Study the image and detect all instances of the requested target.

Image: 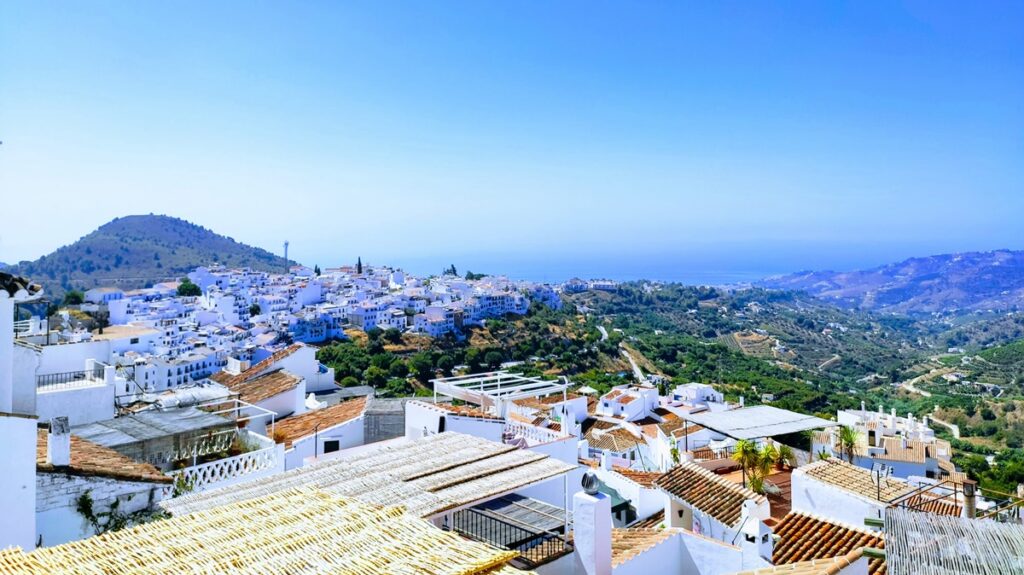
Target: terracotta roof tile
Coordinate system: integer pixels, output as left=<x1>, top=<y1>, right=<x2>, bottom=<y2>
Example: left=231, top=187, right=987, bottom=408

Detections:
left=631, top=510, right=665, bottom=528
left=274, top=397, right=368, bottom=448
left=223, top=369, right=301, bottom=405
left=211, top=343, right=305, bottom=387
left=800, top=460, right=912, bottom=502
left=772, top=512, right=884, bottom=575
left=654, top=462, right=766, bottom=527
left=611, top=528, right=675, bottom=567
left=37, top=430, right=171, bottom=484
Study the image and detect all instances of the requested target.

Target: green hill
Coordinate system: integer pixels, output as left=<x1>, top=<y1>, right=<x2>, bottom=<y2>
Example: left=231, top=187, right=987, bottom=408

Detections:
left=10, top=215, right=293, bottom=297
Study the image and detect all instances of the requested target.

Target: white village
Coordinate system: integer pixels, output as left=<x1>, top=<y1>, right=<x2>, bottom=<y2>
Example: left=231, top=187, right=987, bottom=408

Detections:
left=1, top=265, right=1022, bottom=575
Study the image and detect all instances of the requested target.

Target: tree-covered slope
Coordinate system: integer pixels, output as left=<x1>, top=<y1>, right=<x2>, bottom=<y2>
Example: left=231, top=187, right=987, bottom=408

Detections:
left=11, top=215, right=292, bottom=296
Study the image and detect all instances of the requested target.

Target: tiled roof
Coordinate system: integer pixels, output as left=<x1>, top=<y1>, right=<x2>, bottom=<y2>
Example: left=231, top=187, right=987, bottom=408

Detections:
left=872, top=438, right=926, bottom=464
left=654, top=462, right=766, bottom=527
left=631, top=510, right=665, bottom=528
left=210, top=343, right=305, bottom=387
left=224, top=369, right=302, bottom=405
left=414, top=400, right=502, bottom=420
left=734, top=549, right=867, bottom=575
left=36, top=430, right=171, bottom=484
left=616, top=468, right=662, bottom=488
left=611, top=528, right=676, bottom=567
left=772, top=512, right=885, bottom=575
left=273, top=397, right=368, bottom=448
left=586, top=425, right=640, bottom=453
left=799, top=460, right=912, bottom=502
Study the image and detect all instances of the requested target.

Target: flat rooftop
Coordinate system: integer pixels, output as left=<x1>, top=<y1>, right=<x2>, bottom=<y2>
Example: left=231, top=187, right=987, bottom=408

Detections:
left=73, top=406, right=234, bottom=448
left=683, top=405, right=837, bottom=440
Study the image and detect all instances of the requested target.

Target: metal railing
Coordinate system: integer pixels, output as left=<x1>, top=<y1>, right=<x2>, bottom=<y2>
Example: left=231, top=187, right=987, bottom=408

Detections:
left=449, top=508, right=572, bottom=568
left=36, top=370, right=93, bottom=390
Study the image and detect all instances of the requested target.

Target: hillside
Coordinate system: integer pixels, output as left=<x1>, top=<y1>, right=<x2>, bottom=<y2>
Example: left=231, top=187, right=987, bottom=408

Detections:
left=10, top=215, right=292, bottom=296
left=758, top=250, right=1024, bottom=314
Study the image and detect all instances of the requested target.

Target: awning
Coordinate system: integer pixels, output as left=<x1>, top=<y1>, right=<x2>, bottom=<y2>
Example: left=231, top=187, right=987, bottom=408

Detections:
left=683, top=405, right=836, bottom=440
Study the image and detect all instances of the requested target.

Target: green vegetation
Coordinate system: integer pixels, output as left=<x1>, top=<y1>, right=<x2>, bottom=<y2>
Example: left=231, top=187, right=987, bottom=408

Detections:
left=63, top=290, right=85, bottom=306
left=11, top=215, right=291, bottom=297
left=177, top=278, right=202, bottom=297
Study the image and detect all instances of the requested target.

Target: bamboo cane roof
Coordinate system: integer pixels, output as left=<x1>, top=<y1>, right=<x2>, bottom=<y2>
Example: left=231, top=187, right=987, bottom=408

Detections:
left=0, top=489, right=537, bottom=575
left=162, top=432, right=575, bottom=518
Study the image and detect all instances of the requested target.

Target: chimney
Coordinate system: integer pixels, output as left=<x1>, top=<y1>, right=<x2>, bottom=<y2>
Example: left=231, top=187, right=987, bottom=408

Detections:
left=600, top=452, right=613, bottom=471
left=861, top=401, right=866, bottom=412
left=573, top=472, right=612, bottom=575
left=962, top=480, right=977, bottom=519
left=739, top=396, right=745, bottom=408
left=739, top=500, right=773, bottom=568
left=47, top=417, right=71, bottom=467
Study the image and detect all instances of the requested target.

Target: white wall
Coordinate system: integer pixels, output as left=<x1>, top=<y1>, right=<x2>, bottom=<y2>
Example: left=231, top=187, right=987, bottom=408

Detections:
left=35, top=472, right=166, bottom=547
left=0, top=414, right=37, bottom=550
left=285, top=416, right=365, bottom=469
left=517, top=437, right=583, bottom=508
left=36, top=383, right=116, bottom=427
left=11, top=345, right=40, bottom=415
left=790, top=471, right=885, bottom=530
left=36, top=341, right=111, bottom=375
left=277, top=346, right=335, bottom=393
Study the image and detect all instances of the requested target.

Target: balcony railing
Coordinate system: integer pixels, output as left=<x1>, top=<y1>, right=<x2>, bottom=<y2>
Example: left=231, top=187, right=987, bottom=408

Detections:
left=449, top=508, right=572, bottom=569
left=169, top=433, right=284, bottom=493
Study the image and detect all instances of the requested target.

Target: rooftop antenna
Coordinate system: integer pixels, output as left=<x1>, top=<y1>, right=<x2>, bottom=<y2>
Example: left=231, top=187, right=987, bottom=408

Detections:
left=283, top=241, right=290, bottom=273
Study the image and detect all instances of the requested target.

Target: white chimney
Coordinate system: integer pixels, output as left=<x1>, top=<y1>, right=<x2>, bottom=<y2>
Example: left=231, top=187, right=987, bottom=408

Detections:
left=861, top=401, right=866, bottom=412
left=600, top=452, right=613, bottom=471
left=739, top=500, right=773, bottom=568
left=573, top=472, right=612, bottom=575
left=739, top=396, right=745, bottom=408
left=47, top=417, right=71, bottom=467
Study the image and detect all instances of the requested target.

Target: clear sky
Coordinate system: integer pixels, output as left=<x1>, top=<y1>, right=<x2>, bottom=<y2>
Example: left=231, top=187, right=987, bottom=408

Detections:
left=1, top=2, right=1022, bottom=279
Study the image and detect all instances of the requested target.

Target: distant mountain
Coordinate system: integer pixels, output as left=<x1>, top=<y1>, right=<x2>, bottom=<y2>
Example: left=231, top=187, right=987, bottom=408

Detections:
left=10, top=215, right=293, bottom=297
left=758, top=250, right=1024, bottom=314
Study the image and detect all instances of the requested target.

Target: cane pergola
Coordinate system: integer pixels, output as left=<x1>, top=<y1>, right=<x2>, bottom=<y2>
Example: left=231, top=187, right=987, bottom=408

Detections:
left=164, top=432, right=574, bottom=519
left=885, top=507, right=1024, bottom=575
left=0, top=489, right=537, bottom=575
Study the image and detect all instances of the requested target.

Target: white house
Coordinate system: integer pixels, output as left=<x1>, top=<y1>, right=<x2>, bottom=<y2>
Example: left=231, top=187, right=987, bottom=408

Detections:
left=274, top=396, right=368, bottom=469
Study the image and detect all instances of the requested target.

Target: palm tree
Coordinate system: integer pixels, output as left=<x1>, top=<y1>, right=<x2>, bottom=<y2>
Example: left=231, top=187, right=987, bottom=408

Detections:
left=732, top=440, right=759, bottom=489
left=838, top=426, right=861, bottom=463
left=776, top=444, right=795, bottom=469
left=749, top=445, right=775, bottom=493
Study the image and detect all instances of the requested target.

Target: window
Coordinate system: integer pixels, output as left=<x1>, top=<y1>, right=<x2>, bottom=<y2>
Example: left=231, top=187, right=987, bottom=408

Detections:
left=323, top=440, right=340, bottom=453
left=130, top=337, right=140, bottom=344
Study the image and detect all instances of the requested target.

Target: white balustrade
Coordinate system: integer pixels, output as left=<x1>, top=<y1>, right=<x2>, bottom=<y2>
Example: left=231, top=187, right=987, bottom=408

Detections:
left=504, top=421, right=567, bottom=446
left=170, top=439, right=284, bottom=493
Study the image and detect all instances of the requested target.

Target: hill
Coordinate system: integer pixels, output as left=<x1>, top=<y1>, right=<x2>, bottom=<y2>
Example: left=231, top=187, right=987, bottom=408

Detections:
left=758, top=250, right=1024, bottom=314
left=9, top=215, right=292, bottom=296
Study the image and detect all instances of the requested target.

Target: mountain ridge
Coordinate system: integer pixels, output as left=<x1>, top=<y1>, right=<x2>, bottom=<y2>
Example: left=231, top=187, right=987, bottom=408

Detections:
left=9, top=215, right=293, bottom=297
left=758, top=249, right=1024, bottom=314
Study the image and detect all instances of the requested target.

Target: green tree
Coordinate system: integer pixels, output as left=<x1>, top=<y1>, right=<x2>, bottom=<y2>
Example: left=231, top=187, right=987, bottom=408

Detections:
left=249, top=303, right=261, bottom=316
left=409, top=352, right=435, bottom=382
left=356, top=257, right=363, bottom=274
left=437, top=355, right=455, bottom=375
left=484, top=350, right=504, bottom=370
left=314, top=265, right=321, bottom=276
left=364, top=366, right=388, bottom=387
left=838, top=426, right=861, bottom=463
left=63, top=290, right=85, bottom=306
left=388, top=359, right=409, bottom=378
left=383, top=328, right=403, bottom=344
left=177, top=279, right=202, bottom=297
left=340, top=376, right=360, bottom=388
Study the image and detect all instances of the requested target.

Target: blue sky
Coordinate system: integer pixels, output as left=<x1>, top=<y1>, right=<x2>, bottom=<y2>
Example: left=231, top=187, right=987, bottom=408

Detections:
left=1, top=2, right=1022, bottom=278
